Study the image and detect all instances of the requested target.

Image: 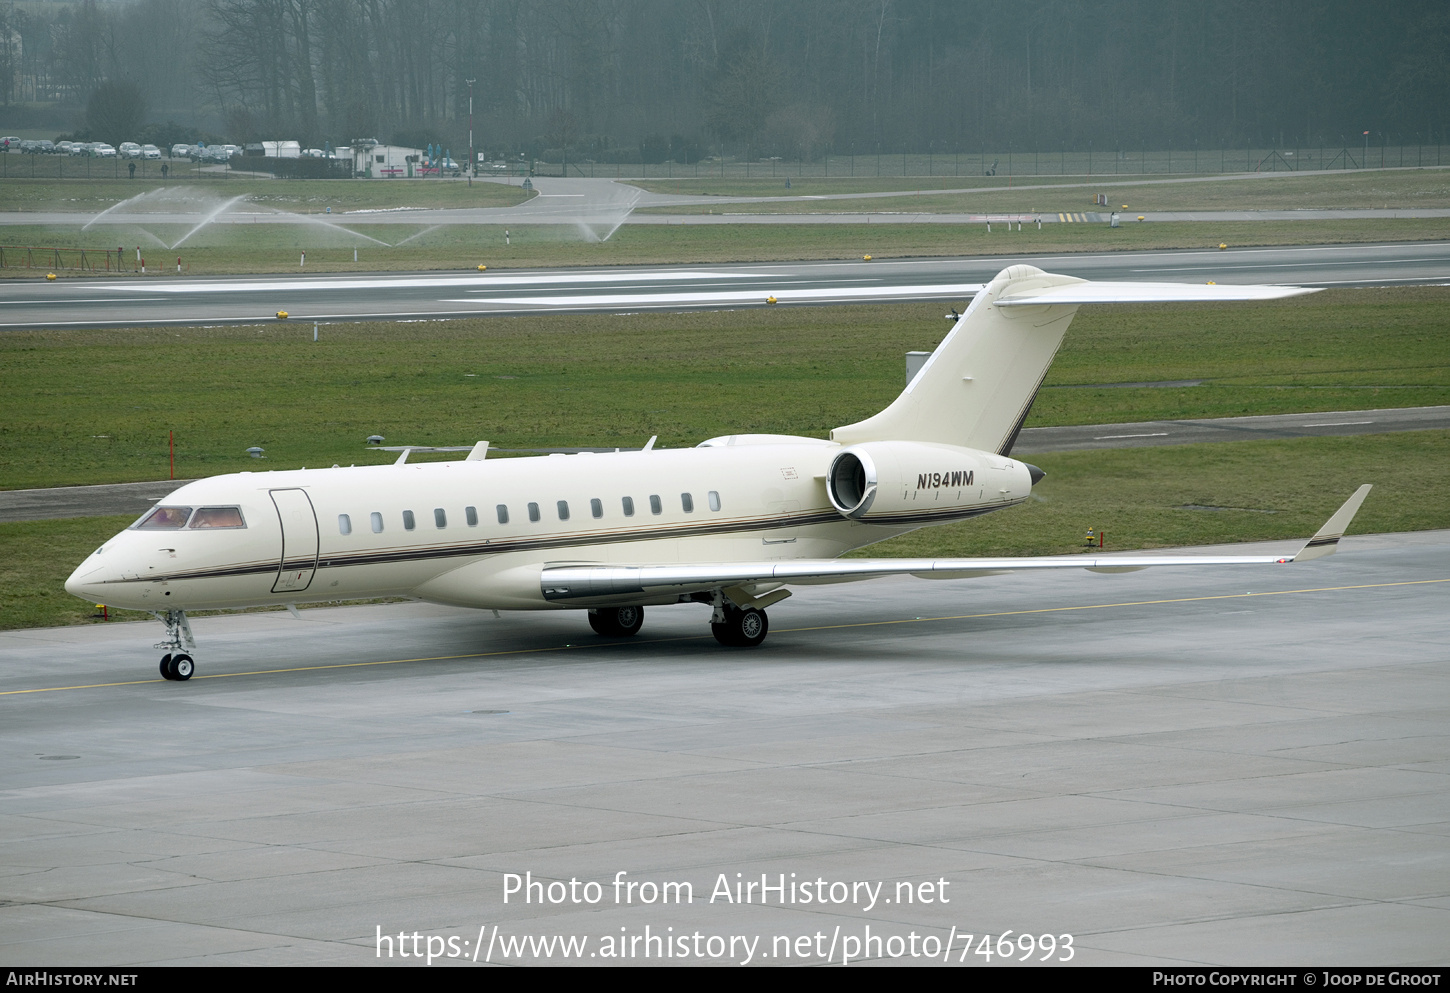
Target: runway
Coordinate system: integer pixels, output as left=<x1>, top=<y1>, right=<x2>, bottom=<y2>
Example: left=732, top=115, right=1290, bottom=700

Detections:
left=3, top=241, right=1449, bottom=330
left=1, top=530, right=1446, bottom=965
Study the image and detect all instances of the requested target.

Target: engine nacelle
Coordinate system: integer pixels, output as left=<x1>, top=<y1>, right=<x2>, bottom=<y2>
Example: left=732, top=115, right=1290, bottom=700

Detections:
left=826, top=441, right=1035, bottom=524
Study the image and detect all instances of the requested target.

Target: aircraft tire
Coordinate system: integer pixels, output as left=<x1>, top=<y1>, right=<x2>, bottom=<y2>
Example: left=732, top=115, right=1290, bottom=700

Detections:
left=171, top=654, right=194, bottom=680
left=159, top=654, right=174, bottom=679
left=713, top=607, right=768, bottom=648
left=588, top=606, right=643, bottom=637
left=736, top=608, right=768, bottom=647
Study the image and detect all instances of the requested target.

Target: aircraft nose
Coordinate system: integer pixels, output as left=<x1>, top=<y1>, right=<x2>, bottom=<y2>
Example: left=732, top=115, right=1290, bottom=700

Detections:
left=65, top=558, right=107, bottom=602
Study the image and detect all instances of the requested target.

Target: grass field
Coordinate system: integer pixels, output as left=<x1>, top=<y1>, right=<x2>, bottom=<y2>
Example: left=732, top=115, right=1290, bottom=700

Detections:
left=2, top=287, right=1446, bottom=491
left=1, top=170, right=1447, bottom=277
left=7, top=428, right=1446, bottom=632
left=638, top=168, right=1450, bottom=214
left=4, top=218, right=1449, bottom=277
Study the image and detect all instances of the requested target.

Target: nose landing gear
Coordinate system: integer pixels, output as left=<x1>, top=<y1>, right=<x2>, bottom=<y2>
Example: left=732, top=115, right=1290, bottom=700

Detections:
left=154, top=609, right=197, bottom=680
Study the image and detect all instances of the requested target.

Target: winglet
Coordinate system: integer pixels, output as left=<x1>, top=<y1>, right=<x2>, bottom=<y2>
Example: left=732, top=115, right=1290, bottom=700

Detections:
left=1293, top=484, right=1372, bottom=561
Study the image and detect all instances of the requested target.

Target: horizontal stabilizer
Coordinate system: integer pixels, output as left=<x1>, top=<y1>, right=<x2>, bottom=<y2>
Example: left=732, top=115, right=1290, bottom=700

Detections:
left=996, top=282, right=1321, bottom=306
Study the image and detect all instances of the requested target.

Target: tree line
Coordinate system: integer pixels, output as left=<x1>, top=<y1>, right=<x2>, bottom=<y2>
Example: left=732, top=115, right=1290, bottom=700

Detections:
left=5, top=0, right=1448, bottom=162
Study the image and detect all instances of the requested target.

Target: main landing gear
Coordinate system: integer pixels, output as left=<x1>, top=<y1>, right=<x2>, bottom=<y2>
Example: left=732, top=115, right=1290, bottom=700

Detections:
left=154, top=609, right=197, bottom=681
left=585, top=591, right=788, bottom=648
left=588, top=606, right=644, bottom=637
left=711, top=604, right=768, bottom=648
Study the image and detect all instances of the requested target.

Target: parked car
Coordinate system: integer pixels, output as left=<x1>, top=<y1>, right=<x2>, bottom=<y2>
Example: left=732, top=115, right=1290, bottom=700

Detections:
left=118, top=142, right=142, bottom=158
left=0, top=136, right=18, bottom=151
left=36, top=139, right=55, bottom=153
left=141, top=144, right=161, bottom=159
left=94, top=143, right=117, bottom=157
left=170, top=143, right=191, bottom=158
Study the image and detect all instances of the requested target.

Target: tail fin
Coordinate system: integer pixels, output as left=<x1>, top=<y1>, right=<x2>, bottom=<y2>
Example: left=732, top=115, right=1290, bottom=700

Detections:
left=830, top=266, right=1322, bottom=453
left=832, top=265, right=1083, bottom=453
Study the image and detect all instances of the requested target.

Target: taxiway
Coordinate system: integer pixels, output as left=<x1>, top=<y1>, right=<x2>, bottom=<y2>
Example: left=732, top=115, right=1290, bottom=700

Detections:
left=2, top=530, right=1446, bottom=965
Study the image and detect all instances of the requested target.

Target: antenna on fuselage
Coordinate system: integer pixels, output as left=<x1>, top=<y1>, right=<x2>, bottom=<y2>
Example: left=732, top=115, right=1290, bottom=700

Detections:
left=642, top=435, right=657, bottom=451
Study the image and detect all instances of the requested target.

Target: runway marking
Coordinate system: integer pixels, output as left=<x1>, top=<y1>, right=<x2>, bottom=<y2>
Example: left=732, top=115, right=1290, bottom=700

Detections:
left=4, top=577, right=1447, bottom=697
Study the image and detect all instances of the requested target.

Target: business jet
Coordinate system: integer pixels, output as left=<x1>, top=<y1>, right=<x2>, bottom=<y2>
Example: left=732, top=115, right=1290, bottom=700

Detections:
left=65, top=264, right=1370, bottom=680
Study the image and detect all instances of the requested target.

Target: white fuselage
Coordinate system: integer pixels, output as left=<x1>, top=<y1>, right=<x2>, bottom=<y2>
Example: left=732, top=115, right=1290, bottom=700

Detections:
left=66, top=439, right=1032, bottom=614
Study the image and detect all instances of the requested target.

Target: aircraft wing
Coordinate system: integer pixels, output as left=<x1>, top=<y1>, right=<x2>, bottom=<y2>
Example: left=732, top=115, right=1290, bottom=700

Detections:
left=540, top=485, right=1370, bottom=603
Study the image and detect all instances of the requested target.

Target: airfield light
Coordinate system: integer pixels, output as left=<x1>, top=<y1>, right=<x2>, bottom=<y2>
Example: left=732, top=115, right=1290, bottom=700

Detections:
left=766, top=296, right=778, bottom=305
left=276, top=310, right=288, bottom=319
left=46, top=272, right=56, bottom=280
left=1218, top=243, right=1227, bottom=250
left=862, top=254, right=872, bottom=261
left=246, top=447, right=265, bottom=458
left=477, top=264, right=487, bottom=271
left=366, top=435, right=385, bottom=445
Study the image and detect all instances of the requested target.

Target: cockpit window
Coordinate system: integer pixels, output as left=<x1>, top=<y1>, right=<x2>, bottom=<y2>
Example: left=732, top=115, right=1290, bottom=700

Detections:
left=134, top=506, right=192, bottom=529
left=189, top=506, right=246, bottom=529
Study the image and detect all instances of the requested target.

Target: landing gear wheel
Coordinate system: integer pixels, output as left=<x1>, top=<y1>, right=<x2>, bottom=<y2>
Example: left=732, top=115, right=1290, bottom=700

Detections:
left=712, top=607, right=768, bottom=647
left=159, top=654, right=174, bottom=679
left=588, top=606, right=644, bottom=637
left=171, top=654, right=194, bottom=680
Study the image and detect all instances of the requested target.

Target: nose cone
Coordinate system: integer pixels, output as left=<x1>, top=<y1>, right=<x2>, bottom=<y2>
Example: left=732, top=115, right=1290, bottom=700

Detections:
left=65, top=556, right=107, bottom=602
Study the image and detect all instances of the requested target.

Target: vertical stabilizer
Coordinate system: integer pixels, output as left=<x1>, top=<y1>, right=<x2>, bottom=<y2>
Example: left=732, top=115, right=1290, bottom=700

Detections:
left=831, top=265, right=1085, bottom=453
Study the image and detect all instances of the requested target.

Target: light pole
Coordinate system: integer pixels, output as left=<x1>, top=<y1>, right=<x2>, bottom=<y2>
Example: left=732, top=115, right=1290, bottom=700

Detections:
left=467, top=78, right=476, bottom=186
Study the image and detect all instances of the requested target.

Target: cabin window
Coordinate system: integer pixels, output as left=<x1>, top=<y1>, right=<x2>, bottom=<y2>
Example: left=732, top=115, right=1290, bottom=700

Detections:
left=681, top=493, right=694, bottom=513
left=371, top=512, right=383, bottom=533
left=649, top=494, right=662, bottom=515
left=590, top=498, right=603, bottom=519
left=465, top=506, right=478, bottom=527
left=497, top=504, right=509, bottom=525
left=708, top=490, right=721, bottom=512
left=403, top=510, right=416, bottom=531
left=338, top=514, right=352, bottom=535
left=528, top=502, right=541, bottom=523
left=434, top=508, right=447, bottom=528
left=134, top=506, right=191, bottom=529
left=189, top=506, right=245, bottom=529
left=557, top=500, right=570, bottom=521
left=622, top=496, right=635, bottom=517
